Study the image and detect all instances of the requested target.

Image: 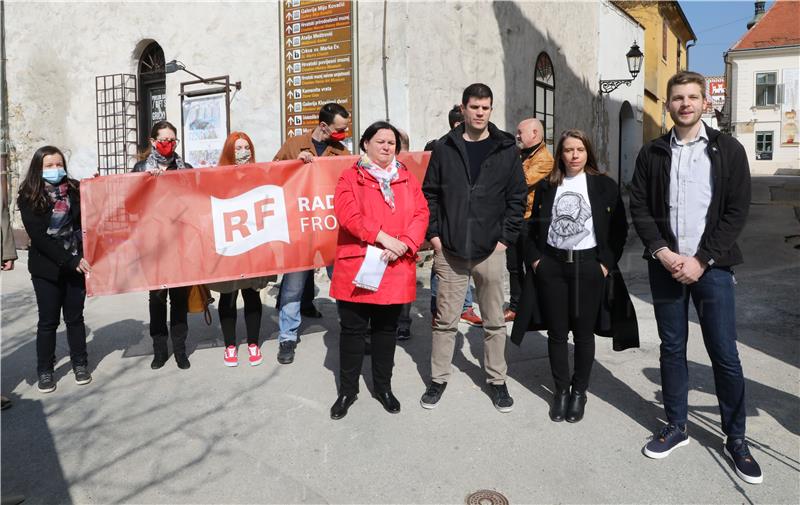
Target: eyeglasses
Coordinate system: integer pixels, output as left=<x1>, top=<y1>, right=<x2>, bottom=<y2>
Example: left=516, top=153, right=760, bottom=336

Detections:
left=156, top=138, right=179, bottom=144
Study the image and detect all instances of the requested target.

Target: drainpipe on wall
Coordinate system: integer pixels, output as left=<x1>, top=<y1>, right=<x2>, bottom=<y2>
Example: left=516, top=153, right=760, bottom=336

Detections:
left=0, top=0, right=9, bottom=209
left=381, top=0, right=389, bottom=122
left=686, top=39, right=696, bottom=69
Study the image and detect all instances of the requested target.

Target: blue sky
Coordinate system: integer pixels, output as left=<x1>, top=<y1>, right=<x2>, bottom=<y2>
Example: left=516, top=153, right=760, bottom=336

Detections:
left=680, top=0, right=774, bottom=77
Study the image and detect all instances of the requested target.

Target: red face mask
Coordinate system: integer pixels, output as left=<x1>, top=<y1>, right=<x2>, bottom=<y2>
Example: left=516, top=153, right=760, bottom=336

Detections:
left=329, top=131, right=346, bottom=142
left=154, top=140, right=176, bottom=157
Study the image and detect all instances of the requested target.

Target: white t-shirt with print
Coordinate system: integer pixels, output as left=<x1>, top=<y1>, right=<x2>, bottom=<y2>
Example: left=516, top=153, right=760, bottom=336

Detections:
left=546, top=171, right=597, bottom=250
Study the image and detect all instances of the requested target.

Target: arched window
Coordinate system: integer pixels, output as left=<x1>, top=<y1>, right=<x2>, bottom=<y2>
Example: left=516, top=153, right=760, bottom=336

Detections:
left=137, top=41, right=166, bottom=149
left=534, top=52, right=555, bottom=150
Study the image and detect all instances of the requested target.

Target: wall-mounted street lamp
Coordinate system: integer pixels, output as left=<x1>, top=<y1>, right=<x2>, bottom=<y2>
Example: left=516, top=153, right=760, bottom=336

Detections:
left=599, top=42, right=644, bottom=95
left=164, top=59, right=241, bottom=96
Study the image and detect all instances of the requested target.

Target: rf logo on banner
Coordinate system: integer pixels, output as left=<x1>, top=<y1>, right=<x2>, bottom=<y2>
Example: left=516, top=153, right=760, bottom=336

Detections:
left=211, top=185, right=291, bottom=256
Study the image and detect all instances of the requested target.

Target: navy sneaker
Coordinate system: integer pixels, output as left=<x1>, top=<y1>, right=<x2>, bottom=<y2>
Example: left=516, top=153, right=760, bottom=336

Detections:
left=643, top=424, right=689, bottom=459
left=420, top=382, right=447, bottom=409
left=490, top=383, right=514, bottom=413
left=37, top=372, right=56, bottom=393
left=724, top=438, right=763, bottom=484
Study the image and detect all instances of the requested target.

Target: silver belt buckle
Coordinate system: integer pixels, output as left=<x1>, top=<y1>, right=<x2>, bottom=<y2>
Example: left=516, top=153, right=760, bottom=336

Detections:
left=566, top=248, right=574, bottom=264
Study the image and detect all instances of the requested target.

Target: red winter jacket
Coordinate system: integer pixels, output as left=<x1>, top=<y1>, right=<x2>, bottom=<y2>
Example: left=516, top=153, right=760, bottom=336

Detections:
left=329, top=161, right=429, bottom=305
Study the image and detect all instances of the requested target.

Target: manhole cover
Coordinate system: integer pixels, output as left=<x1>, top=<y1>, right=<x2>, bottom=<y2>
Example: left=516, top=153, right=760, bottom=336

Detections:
left=466, top=489, right=509, bottom=505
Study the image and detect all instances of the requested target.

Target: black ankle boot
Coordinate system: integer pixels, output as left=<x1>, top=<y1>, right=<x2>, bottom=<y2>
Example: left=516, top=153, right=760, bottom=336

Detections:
left=549, top=389, right=570, bottom=422
left=151, top=336, right=168, bottom=369
left=174, top=352, right=191, bottom=370
left=330, top=394, right=357, bottom=420
left=566, top=389, right=587, bottom=423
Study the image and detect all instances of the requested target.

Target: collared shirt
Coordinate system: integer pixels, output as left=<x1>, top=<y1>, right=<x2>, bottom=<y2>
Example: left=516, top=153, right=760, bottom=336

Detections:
left=669, top=123, right=712, bottom=257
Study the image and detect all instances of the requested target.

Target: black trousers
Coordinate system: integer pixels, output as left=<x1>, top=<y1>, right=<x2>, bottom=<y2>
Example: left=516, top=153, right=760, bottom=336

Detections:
left=31, top=274, right=88, bottom=374
left=148, top=287, right=189, bottom=354
left=536, top=253, right=605, bottom=392
left=506, top=220, right=528, bottom=312
left=337, top=301, right=402, bottom=396
left=218, top=288, right=262, bottom=347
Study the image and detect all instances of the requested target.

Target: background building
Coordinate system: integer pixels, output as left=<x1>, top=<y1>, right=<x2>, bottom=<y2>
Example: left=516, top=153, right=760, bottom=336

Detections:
left=2, top=0, right=644, bottom=225
left=723, top=0, right=800, bottom=174
left=615, top=0, right=696, bottom=142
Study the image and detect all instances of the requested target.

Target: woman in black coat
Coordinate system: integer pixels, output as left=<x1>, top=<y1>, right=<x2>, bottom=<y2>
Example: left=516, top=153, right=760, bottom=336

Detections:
left=511, top=129, right=638, bottom=424
left=18, top=146, right=93, bottom=393
left=132, top=120, right=194, bottom=370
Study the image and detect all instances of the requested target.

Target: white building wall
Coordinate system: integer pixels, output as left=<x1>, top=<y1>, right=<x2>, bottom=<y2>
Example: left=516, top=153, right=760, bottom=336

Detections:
left=728, top=47, right=800, bottom=174
left=5, top=0, right=645, bottom=214
left=597, top=0, right=645, bottom=181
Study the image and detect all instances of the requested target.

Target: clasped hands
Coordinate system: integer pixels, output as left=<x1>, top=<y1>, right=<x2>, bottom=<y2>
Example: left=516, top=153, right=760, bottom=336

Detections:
left=376, top=231, right=408, bottom=262
left=656, top=249, right=706, bottom=284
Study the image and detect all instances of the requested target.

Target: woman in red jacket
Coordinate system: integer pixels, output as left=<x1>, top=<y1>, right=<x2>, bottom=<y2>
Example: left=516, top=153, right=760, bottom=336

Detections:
left=328, top=121, right=429, bottom=420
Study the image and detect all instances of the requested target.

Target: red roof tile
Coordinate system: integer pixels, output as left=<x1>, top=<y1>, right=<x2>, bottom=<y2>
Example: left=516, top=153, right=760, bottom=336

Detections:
left=730, top=0, right=800, bottom=50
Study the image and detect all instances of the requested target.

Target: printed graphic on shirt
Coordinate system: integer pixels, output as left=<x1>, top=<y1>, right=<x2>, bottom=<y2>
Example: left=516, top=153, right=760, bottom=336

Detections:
left=548, top=191, right=592, bottom=249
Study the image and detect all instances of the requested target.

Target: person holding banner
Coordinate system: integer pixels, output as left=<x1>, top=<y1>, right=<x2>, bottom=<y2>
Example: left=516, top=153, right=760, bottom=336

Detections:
left=272, top=103, right=351, bottom=365
left=17, top=146, right=92, bottom=393
left=207, top=132, right=275, bottom=367
left=328, top=121, right=429, bottom=420
left=133, top=121, right=194, bottom=370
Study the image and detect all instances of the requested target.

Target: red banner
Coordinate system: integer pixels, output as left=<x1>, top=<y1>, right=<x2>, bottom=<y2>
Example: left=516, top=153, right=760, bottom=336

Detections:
left=81, top=152, right=430, bottom=296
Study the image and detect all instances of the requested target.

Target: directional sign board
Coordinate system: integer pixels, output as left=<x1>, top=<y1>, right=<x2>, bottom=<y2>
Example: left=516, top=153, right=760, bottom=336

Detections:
left=280, top=0, right=357, bottom=151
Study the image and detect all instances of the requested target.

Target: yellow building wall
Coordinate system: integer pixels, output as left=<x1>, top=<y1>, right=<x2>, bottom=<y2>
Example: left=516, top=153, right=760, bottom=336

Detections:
left=617, top=2, right=690, bottom=142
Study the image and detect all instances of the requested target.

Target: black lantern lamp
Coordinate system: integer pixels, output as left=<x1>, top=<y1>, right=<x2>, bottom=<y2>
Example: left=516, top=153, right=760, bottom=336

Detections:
left=599, top=42, right=644, bottom=95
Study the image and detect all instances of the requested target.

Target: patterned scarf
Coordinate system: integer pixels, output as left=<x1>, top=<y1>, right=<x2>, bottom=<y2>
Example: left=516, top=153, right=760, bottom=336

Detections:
left=358, top=154, right=399, bottom=212
left=45, top=182, right=81, bottom=256
left=143, top=149, right=186, bottom=171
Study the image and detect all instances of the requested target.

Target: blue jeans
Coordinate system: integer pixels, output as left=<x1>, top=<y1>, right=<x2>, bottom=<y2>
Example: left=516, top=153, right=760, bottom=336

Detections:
left=430, top=270, right=473, bottom=314
left=278, top=268, right=333, bottom=342
left=648, top=262, right=746, bottom=438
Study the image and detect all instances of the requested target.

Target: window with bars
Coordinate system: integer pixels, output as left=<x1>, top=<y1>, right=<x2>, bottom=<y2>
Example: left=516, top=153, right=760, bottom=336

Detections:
left=534, top=52, right=555, bottom=151
left=95, top=74, right=138, bottom=175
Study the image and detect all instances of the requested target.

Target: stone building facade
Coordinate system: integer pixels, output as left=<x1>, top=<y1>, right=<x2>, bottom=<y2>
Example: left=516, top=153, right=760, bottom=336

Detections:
left=3, top=0, right=644, bottom=222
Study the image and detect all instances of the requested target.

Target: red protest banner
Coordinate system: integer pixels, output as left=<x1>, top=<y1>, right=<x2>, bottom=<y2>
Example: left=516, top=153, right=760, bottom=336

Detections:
left=80, top=152, right=430, bottom=296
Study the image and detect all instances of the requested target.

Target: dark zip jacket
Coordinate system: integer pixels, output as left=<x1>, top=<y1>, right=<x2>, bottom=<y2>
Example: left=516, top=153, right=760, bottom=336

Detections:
left=422, top=122, right=527, bottom=261
left=628, top=123, right=750, bottom=267
left=18, top=182, right=83, bottom=282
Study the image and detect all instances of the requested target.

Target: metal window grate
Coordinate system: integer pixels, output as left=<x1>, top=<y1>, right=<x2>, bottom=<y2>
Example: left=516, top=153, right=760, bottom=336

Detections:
left=95, top=74, right=138, bottom=175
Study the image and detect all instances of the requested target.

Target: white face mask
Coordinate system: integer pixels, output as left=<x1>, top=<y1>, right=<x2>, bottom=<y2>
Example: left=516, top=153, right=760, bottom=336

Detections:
left=234, top=148, right=251, bottom=165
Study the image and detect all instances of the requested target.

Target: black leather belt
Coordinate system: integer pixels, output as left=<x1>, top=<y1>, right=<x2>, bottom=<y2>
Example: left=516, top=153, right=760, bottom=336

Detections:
left=544, top=245, right=598, bottom=264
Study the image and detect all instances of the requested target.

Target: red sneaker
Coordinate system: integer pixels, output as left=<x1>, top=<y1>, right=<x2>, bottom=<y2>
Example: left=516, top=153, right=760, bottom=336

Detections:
left=460, top=307, right=483, bottom=326
left=248, top=343, right=263, bottom=366
left=224, top=345, right=238, bottom=367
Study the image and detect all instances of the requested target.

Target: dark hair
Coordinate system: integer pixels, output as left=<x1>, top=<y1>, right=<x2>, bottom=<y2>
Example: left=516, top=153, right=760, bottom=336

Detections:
left=139, top=120, right=179, bottom=160
left=549, top=129, right=603, bottom=186
left=17, top=146, right=79, bottom=214
left=461, top=83, right=493, bottom=106
left=448, top=104, right=464, bottom=129
left=319, top=103, right=350, bottom=125
left=359, top=121, right=402, bottom=155
left=150, top=120, right=178, bottom=139
left=667, top=71, right=706, bottom=100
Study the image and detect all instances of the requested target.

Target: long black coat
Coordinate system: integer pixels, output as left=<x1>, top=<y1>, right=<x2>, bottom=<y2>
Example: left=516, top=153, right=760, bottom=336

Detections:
left=510, top=174, right=639, bottom=351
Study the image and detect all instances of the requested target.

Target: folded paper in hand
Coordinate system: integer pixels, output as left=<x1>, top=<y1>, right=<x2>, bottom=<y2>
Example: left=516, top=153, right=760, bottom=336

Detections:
left=352, top=245, right=388, bottom=292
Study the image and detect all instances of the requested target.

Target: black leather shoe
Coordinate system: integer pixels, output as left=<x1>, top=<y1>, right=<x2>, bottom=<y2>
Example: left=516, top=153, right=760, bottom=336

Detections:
left=151, top=353, right=168, bottom=370
left=374, top=390, right=401, bottom=414
left=174, top=352, right=191, bottom=370
left=301, top=305, right=323, bottom=318
left=566, top=390, right=587, bottom=423
left=549, top=389, right=570, bottom=422
left=330, top=394, right=357, bottom=420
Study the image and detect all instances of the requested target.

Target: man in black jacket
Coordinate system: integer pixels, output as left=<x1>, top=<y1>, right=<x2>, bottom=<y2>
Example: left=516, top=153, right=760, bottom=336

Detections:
left=630, top=71, right=762, bottom=485
left=420, top=83, right=527, bottom=413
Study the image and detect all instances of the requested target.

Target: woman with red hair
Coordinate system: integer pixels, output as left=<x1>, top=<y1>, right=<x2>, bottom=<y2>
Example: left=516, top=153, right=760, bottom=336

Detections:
left=208, top=131, right=274, bottom=367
